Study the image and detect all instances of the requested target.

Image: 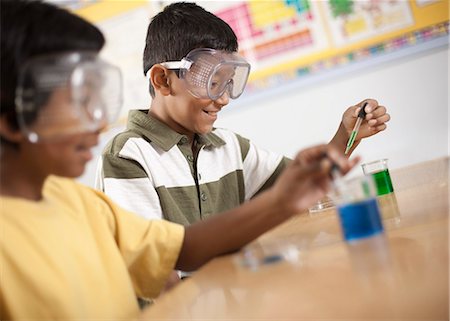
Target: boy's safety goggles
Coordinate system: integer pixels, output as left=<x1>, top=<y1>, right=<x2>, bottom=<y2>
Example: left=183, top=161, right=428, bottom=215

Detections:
left=15, top=52, right=123, bottom=143
left=159, top=48, right=250, bottom=100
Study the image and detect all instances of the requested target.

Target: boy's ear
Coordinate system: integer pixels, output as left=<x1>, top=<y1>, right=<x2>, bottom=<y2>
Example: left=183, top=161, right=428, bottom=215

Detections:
left=0, top=116, right=24, bottom=143
left=149, top=64, right=172, bottom=96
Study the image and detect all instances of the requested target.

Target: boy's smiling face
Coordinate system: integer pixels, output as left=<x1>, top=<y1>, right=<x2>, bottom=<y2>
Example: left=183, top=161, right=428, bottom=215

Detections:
left=154, top=71, right=230, bottom=139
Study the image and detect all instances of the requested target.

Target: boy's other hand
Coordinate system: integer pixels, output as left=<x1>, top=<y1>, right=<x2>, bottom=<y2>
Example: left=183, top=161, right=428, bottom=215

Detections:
left=270, top=144, right=360, bottom=215
left=342, top=99, right=390, bottom=140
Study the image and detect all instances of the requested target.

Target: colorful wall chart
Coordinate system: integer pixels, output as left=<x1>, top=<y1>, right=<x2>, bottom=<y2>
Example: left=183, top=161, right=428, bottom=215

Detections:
left=204, top=0, right=449, bottom=94
left=69, top=0, right=449, bottom=97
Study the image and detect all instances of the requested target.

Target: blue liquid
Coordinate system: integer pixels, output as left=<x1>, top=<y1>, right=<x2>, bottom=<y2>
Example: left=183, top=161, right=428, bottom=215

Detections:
left=337, top=198, right=384, bottom=241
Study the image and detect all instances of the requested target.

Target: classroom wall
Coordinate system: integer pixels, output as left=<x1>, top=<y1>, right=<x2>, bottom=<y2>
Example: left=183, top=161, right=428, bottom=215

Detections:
left=79, top=45, right=448, bottom=187
left=216, top=45, right=449, bottom=174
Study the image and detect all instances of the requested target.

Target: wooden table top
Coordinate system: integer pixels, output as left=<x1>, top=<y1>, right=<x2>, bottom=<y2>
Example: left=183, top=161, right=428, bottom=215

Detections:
left=141, top=157, right=449, bottom=320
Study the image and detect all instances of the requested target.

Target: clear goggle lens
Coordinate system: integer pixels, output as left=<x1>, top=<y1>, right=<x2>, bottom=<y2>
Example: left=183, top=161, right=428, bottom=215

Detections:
left=161, top=48, right=250, bottom=101
left=15, top=52, right=123, bottom=143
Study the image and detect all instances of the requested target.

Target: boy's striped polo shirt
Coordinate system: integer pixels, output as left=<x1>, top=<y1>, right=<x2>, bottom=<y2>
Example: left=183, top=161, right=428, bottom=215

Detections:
left=97, top=109, right=290, bottom=226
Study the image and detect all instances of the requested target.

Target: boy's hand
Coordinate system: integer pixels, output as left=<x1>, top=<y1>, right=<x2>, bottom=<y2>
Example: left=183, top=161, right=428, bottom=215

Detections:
left=270, top=144, right=360, bottom=215
left=342, top=99, right=390, bottom=140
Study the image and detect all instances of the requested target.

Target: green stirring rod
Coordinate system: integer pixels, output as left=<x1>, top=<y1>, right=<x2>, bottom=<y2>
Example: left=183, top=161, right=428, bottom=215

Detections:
left=344, top=102, right=368, bottom=155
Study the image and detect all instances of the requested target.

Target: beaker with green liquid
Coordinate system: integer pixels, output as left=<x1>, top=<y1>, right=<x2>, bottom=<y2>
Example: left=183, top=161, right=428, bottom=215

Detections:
left=361, top=159, right=394, bottom=195
left=361, top=159, right=400, bottom=222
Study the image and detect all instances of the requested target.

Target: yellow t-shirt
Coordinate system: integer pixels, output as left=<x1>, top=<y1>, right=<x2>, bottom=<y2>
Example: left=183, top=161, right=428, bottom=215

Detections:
left=0, top=176, right=185, bottom=320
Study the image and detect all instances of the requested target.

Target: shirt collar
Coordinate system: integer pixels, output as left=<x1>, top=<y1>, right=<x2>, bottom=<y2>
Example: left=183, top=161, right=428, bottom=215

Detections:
left=127, top=109, right=225, bottom=151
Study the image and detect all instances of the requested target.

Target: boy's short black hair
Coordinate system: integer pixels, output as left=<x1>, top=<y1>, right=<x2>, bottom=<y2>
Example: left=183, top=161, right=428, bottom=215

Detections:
left=143, top=2, right=238, bottom=97
left=0, top=0, right=105, bottom=143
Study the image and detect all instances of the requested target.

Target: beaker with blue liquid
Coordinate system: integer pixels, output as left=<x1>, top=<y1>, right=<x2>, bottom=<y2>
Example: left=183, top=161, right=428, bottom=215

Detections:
left=332, top=175, right=384, bottom=242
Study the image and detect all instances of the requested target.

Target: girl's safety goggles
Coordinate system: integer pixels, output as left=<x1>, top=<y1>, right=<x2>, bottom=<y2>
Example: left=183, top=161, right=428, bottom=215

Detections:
left=15, top=52, right=123, bottom=143
left=159, top=48, right=250, bottom=101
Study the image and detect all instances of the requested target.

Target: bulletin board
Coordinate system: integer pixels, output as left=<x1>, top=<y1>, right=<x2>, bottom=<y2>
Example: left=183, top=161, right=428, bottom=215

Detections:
left=197, top=0, right=450, bottom=95
left=69, top=0, right=449, bottom=98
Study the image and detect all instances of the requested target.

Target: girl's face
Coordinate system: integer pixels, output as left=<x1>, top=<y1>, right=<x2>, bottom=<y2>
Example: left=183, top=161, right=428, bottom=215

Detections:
left=17, top=86, right=104, bottom=178
left=23, top=131, right=100, bottom=178
left=21, top=85, right=108, bottom=142
left=3, top=52, right=120, bottom=182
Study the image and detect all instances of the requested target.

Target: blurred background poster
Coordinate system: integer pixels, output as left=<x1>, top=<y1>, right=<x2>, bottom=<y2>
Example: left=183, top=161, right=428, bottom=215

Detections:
left=66, top=0, right=448, bottom=106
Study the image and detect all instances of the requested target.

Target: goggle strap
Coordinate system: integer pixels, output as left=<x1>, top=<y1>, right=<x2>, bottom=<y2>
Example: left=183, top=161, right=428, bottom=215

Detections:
left=160, top=59, right=192, bottom=70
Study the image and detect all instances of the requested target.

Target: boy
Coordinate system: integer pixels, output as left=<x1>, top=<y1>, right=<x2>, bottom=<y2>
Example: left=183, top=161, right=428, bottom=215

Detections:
left=98, top=2, right=390, bottom=223
left=0, top=1, right=357, bottom=319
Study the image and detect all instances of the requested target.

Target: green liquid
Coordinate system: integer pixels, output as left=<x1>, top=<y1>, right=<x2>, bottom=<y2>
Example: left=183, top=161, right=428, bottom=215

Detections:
left=372, top=169, right=394, bottom=195
left=345, top=131, right=357, bottom=154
